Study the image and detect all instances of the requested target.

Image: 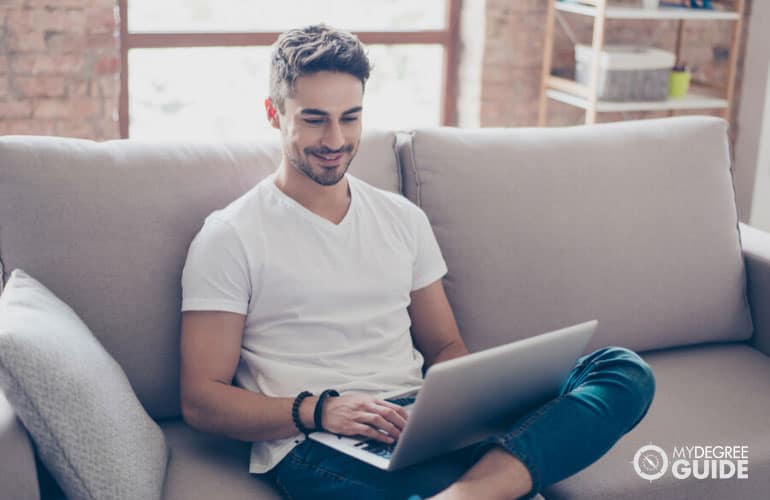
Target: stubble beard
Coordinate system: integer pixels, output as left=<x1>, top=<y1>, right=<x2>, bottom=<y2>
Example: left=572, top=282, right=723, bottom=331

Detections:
left=290, top=144, right=356, bottom=187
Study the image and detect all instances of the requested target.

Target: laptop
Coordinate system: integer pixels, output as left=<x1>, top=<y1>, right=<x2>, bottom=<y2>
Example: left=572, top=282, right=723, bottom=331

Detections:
left=308, top=319, right=598, bottom=471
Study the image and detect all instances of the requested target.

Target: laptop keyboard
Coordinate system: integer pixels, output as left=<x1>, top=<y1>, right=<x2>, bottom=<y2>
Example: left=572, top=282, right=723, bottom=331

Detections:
left=355, top=438, right=396, bottom=458
left=386, top=396, right=417, bottom=407
left=354, top=396, right=416, bottom=459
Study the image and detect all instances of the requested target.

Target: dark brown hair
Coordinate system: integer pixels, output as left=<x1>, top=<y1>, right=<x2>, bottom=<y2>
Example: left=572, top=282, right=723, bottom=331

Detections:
left=269, top=24, right=371, bottom=112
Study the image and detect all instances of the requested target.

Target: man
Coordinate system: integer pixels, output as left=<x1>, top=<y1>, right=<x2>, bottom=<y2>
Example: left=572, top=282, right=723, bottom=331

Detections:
left=180, top=24, right=655, bottom=500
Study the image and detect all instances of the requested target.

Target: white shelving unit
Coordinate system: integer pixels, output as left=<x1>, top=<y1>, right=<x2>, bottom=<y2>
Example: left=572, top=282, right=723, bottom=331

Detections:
left=538, top=0, right=746, bottom=125
left=546, top=89, right=728, bottom=112
left=554, top=2, right=741, bottom=20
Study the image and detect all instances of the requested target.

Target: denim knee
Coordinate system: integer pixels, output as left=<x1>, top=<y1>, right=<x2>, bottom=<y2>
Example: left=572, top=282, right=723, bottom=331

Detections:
left=595, top=346, right=656, bottom=430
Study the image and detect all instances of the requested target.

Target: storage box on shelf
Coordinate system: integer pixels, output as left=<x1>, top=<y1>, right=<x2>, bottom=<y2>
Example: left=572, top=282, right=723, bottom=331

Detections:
left=575, top=44, right=676, bottom=101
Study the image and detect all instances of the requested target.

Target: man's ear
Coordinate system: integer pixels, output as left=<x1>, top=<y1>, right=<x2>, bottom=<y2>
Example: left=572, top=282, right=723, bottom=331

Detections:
left=264, top=98, right=280, bottom=129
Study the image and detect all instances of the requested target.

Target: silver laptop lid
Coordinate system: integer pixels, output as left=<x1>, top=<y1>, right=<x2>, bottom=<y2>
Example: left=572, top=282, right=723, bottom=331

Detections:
left=388, top=320, right=597, bottom=469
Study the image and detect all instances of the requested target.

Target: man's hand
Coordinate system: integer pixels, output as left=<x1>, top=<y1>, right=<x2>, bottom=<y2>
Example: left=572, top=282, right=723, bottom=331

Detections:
left=319, top=393, right=409, bottom=444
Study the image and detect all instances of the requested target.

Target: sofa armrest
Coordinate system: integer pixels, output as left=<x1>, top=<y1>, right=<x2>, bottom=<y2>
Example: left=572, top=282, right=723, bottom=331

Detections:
left=0, top=390, right=39, bottom=500
left=741, top=222, right=770, bottom=356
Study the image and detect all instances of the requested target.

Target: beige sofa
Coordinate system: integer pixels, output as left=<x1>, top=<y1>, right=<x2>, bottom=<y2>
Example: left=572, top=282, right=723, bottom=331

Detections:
left=1, top=116, right=769, bottom=499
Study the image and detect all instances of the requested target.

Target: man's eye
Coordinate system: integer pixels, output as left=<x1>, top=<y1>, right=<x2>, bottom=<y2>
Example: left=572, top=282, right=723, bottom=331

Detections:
left=342, top=116, right=359, bottom=123
left=304, top=119, right=324, bottom=125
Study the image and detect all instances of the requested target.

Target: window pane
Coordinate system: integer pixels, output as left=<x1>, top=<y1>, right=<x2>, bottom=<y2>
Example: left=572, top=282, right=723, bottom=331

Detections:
left=128, top=45, right=442, bottom=141
left=128, top=0, right=446, bottom=32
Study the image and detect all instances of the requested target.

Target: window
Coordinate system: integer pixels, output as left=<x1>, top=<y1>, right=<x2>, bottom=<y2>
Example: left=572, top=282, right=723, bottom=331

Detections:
left=119, top=1, right=460, bottom=140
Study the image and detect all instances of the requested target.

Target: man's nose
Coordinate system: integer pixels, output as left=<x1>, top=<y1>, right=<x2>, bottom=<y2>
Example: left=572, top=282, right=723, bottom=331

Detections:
left=321, top=121, right=345, bottom=150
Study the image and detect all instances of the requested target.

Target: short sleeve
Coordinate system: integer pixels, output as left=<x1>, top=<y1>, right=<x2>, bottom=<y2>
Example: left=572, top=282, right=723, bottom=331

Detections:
left=181, top=216, right=251, bottom=315
left=411, top=206, right=448, bottom=291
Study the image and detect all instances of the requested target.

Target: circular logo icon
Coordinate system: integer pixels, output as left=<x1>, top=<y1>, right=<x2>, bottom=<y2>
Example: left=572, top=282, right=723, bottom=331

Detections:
left=633, top=444, right=669, bottom=481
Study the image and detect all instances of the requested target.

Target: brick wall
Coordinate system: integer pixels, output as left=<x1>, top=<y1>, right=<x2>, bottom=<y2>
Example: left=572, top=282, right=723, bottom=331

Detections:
left=475, top=0, right=751, bottom=133
left=0, top=1, right=752, bottom=142
left=0, top=0, right=119, bottom=139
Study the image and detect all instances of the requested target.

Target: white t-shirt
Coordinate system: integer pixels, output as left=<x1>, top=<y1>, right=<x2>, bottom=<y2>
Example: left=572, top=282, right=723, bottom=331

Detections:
left=180, top=172, right=448, bottom=473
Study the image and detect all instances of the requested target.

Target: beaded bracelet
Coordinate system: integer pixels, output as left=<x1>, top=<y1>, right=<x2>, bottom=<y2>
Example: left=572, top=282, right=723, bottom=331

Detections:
left=313, top=389, right=340, bottom=432
left=291, top=390, right=314, bottom=435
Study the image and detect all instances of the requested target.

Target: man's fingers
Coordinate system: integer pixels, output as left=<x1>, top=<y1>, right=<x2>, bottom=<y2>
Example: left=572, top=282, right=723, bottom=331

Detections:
left=351, top=423, right=394, bottom=443
left=377, top=400, right=409, bottom=421
left=367, top=402, right=406, bottom=430
left=357, top=413, right=401, bottom=439
left=324, top=394, right=408, bottom=441
left=372, top=402, right=408, bottom=428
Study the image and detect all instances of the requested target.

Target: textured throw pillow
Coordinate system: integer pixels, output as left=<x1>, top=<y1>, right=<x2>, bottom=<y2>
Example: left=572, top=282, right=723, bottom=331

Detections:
left=0, top=269, right=168, bottom=500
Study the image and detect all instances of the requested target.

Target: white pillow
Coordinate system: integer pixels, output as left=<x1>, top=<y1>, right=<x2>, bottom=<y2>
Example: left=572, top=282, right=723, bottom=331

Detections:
left=0, top=269, right=168, bottom=500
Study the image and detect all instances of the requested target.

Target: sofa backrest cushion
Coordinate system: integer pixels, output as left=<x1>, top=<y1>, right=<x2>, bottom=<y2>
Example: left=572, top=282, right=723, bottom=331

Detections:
left=398, top=116, right=753, bottom=353
left=0, top=131, right=400, bottom=419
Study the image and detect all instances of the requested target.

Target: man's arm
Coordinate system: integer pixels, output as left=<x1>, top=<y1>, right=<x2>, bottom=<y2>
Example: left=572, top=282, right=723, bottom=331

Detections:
left=408, top=279, right=470, bottom=369
left=180, top=311, right=407, bottom=443
left=180, top=311, right=312, bottom=441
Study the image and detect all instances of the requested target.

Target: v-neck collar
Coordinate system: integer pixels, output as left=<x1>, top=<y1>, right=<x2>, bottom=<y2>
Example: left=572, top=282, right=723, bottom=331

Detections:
left=268, top=173, right=357, bottom=231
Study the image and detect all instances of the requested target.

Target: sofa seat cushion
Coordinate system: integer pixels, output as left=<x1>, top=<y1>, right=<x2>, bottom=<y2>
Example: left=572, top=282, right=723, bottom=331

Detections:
left=542, top=343, right=770, bottom=499
left=160, top=419, right=281, bottom=500
left=0, top=390, right=39, bottom=500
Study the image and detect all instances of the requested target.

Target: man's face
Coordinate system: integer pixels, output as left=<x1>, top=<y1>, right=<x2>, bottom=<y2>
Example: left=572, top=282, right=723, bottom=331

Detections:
left=271, top=71, right=363, bottom=187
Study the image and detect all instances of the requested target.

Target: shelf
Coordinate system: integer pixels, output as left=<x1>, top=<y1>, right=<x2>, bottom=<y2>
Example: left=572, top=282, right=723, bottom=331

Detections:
left=555, top=2, right=741, bottom=20
left=548, top=76, right=590, bottom=98
left=540, top=0, right=744, bottom=125
left=546, top=89, right=728, bottom=112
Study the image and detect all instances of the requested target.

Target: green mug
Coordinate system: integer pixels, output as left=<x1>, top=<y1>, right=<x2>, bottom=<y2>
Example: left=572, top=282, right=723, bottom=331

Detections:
left=669, top=70, right=691, bottom=98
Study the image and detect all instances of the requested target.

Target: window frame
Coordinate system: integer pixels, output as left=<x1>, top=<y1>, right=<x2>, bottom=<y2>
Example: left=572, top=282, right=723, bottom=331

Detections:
left=118, top=0, right=460, bottom=138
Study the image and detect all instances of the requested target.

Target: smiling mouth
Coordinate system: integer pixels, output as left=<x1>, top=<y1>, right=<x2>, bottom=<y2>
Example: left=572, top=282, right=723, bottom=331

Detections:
left=313, top=152, right=343, bottom=161
left=311, top=152, right=345, bottom=167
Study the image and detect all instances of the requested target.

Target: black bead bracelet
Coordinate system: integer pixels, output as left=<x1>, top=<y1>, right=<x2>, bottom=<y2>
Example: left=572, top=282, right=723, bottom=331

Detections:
left=291, top=390, right=314, bottom=435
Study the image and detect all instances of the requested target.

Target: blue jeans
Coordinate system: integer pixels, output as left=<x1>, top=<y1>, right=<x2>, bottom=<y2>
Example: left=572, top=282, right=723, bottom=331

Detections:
left=266, top=346, right=656, bottom=500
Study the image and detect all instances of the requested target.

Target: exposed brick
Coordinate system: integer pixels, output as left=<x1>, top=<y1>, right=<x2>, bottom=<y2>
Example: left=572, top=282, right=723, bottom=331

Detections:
left=54, top=119, right=95, bottom=138
left=92, top=119, right=120, bottom=141
left=483, top=80, right=540, bottom=102
left=7, top=8, right=88, bottom=34
left=0, top=119, right=57, bottom=136
left=87, top=32, right=117, bottom=49
left=0, top=100, right=33, bottom=119
left=484, top=42, right=543, bottom=69
left=13, top=76, right=67, bottom=97
left=102, top=104, right=117, bottom=122
left=487, top=0, right=544, bottom=14
left=68, top=79, right=94, bottom=97
left=95, top=55, right=119, bottom=74
left=11, top=53, right=85, bottom=75
left=44, top=32, right=88, bottom=52
left=5, top=30, right=47, bottom=52
left=97, top=115, right=118, bottom=130
left=23, top=0, right=112, bottom=7
left=98, top=74, right=118, bottom=98
left=34, top=98, right=100, bottom=119
left=84, top=7, right=117, bottom=34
